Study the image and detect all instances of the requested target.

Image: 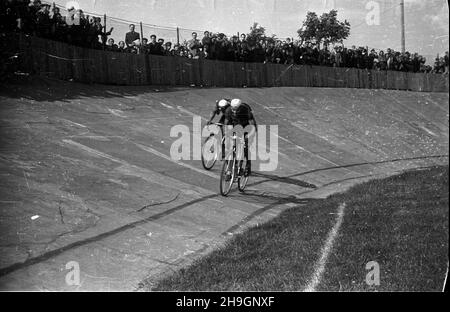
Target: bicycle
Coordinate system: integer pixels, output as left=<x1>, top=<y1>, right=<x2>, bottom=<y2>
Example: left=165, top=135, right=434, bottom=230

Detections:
left=201, top=122, right=225, bottom=170
left=219, top=131, right=250, bottom=196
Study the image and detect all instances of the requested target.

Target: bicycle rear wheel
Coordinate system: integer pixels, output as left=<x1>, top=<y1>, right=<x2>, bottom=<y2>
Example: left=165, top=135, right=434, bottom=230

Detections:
left=238, top=158, right=250, bottom=192
left=201, top=135, right=218, bottom=170
left=220, top=156, right=235, bottom=196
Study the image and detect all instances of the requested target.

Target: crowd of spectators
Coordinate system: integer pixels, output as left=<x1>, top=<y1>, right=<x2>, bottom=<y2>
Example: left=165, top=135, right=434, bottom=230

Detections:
left=1, top=0, right=113, bottom=49
left=2, top=0, right=449, bottom=74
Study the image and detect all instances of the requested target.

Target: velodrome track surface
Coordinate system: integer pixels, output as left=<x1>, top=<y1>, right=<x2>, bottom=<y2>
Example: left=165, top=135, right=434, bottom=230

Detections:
left=0, top=78, right=448, bottom=290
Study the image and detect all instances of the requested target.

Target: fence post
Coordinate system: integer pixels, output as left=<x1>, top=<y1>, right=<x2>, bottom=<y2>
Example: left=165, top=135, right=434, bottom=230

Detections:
left=176, top=27, right=180, bottom=46
left=103, top=14, right=106, bottom=50
left=140, top=22, right=144, bottom=54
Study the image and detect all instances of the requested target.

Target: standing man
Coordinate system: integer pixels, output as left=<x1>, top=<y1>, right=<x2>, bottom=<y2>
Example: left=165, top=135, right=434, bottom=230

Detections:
left=202, top=31, right=212, bottom=58
left=125, top=24, right=140, bottom=48
left=188, top=32, right=202, bottom=59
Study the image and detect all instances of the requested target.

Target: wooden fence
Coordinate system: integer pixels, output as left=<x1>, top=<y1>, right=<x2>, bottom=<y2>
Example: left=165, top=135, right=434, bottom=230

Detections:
left=12, top=33, right=449, bottom=92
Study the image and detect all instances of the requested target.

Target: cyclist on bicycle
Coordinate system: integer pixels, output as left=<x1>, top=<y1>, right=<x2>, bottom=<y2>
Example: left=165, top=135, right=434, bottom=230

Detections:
left=206, top=99, right=230, bottom=159
left=207, top=99, right=231, bottom=129
left=223, top=98, right=257, bottom=175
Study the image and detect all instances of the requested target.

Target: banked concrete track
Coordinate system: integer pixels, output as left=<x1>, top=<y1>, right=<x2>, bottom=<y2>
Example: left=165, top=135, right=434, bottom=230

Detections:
left=0, top=78, right=448, bottom=290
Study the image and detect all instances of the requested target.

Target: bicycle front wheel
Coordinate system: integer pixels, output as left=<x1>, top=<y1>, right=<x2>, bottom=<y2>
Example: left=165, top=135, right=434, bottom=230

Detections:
left=238, top=158, right=250, bottom=192
left=220, top=156, right=235, bottom=196
left=201, top=135, right=218, bottom=170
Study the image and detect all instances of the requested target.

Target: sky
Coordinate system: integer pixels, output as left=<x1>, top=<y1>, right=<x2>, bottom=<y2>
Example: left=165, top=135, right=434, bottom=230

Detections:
left=53, top=0, right=449, bottom=62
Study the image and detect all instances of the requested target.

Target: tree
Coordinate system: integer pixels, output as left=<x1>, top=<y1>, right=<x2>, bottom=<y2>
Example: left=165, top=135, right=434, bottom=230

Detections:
left=246, top=22, right=266, bottom=45
left=298, top=10, right=350, bottom=48
left=297, top=12, right=320, bottom=44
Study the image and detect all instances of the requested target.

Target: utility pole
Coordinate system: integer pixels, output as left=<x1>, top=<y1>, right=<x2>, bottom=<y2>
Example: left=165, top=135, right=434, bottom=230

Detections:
left=400, top=0, right=405, bottom=53
left=140, top=22, right=144, bottom=54
left=103, top=14, right=106, bottom=50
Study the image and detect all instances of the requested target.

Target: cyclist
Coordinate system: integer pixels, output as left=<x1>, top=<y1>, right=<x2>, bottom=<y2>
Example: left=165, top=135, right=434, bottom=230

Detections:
left=223, top=98, right=257, bottom=176
left=205, top=99, right=231, bottom=159
left=207, top=98, right=231, bottom=129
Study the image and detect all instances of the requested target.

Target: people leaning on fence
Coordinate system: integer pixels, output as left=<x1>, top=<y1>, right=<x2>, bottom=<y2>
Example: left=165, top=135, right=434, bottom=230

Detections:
left=106, top=38, right=118, bottom=52
left=0, top=0, right=447, bottom=74
left=145, top=35, right=163, bottom=55
left=164, top=42, right=173, bottom=56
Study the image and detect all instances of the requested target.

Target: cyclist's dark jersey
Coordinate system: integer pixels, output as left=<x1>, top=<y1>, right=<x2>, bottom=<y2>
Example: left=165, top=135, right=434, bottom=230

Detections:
left=215, top=103, right=230, bottom=124
left=224, top=103, right=254, bottom=128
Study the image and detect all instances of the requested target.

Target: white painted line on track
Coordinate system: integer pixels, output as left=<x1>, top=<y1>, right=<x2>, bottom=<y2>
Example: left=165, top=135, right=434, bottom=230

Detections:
left=208, top=198, right=224, bottom=204
left=257, top=103, right=348, bottom=168
left=275, top=133, right=343, bottom=168
left=61, top=139, right=215, bottom=196
left=160, top=102, right=174, bottom=109
left=265, top=109, right=368, bottom=173
left=304, top=202, right=346, bottom=292
left=134, top=142, right=220, bottom=180
left=419, top=125, right=438, bottom=137
left=62, top=139, right=121, bottom=163
left=176, top=106, right=207, bottom=121
left=60, top=119, right=87, bottom=128
left=108, top=109, right=127, bottom=118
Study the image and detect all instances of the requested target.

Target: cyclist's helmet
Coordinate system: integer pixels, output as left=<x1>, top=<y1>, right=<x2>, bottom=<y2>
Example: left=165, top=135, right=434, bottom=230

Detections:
left=218, top=99, right=228, bottom=108
left=230, top=99, right=242, bottom=112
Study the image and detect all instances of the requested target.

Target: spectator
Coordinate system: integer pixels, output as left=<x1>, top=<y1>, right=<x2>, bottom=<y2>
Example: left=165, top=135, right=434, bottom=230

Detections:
left=188, top=32, right=202, bottom=58
left=140, top=37, right=149, bottom=53
left=125, top=24, right=140, bottom=48
left=172, top=43, right=182, bottom=56
left=91, top=17, right=112, bottom=48
left=148, top=34, right=163, bottom=55
left=238, top=34, right=249, bottom=62
left=283, top=38, right=295, bottom=64
left=202, top=31, right=212, bottom=58
left=332, top=46, right=343, bottom=67
left=377, top=50, right=387, bottom=70
left=27, top=0, right=42, bottom=33
left=433, top=55, right=446, bottom=73
left=419, top=56, right=429, bottom=72
left=50, top=6, right=65, bottom=41
left=106, top=38, right=118, bottom=52
left=35, top=3, right=50, bottom=38
left=1, top=1, right=447, bottom=75
left=1, top=7, right=17, bottom=32
left=443, top=51, right=449, bottom=74
left=85, top=16, right=98, bottom=48
left=117, top=40, right=126, bottom=52
left=163, top=42, right=172, bottom=56
left=69, top=9, right=87, bottom=47
left=367, top=49, right=377, bottom=70
left=318, top=45, right=331, bottom=67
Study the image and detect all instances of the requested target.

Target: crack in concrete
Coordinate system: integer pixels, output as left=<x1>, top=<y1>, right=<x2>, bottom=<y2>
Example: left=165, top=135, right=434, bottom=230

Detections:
left=1, top=157, right=445, bottom=278
left=135, top=193, right=181, bottom=213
